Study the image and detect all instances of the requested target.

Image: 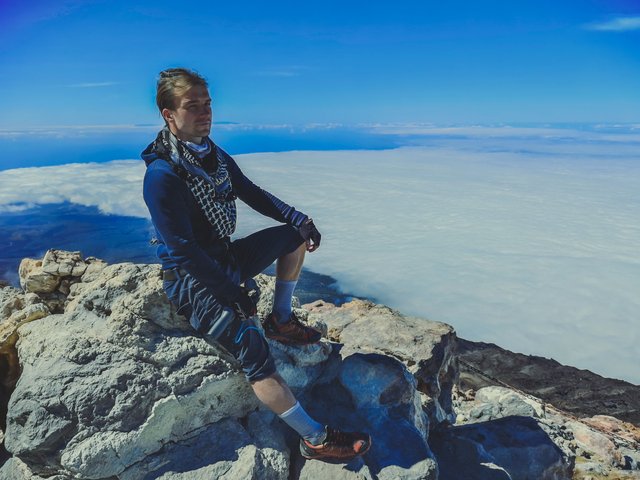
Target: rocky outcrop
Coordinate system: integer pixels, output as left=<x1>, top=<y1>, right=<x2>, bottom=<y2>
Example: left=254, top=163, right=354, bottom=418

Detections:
left=0, top=285, right=52, bottom=462
left=1, top=251, right=454, bottom=479
left=305, top=299, right=458, bottom=426
left=4, top=250, right=637, bottom=480
left=454, top=386, right=640, bottom=479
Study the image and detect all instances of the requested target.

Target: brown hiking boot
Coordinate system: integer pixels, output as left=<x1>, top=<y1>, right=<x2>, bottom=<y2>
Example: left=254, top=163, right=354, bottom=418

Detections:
left=300, top=426, right=372, bottom=460
left=262, top=311, right=322, bottom=345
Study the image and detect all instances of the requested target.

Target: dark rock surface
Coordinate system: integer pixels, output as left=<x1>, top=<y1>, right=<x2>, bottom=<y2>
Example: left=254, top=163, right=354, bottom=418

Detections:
left=457, top=338, right=640, bottom=426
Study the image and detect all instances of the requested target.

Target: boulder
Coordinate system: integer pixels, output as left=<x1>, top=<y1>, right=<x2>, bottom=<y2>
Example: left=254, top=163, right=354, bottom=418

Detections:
left=465, top=386, right=546, bottom=423
left=9, top=249, right=634, bottom=480
left=305, top=299, right=457, bottom=426
left=41, top=250, right=87, bottom=277
left=567, top=419, right=624, bottom=468
left=294, top=351, right=439, bottom=479
left=119, top=411, right=290, bottom=480
left=432, top=416, right=573, bottom=480
left=18, top=258, right=59, bottom=294
left=5, top=263, right=259, bottom=478
left=1, top=286, right=51, bottom=461
left=0, top=457, right=53, bottom=479
left=80, top=257, right=109, bottom=284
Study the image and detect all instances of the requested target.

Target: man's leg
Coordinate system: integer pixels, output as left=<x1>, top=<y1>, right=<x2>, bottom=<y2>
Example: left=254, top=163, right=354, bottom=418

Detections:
left=272, top=243, right=305, bottom=323
left=221, top=323, right=326, bottom=445
left=232, top=226, right=321, bottom=344
left=167, top=256, right=370, bottom=459
left=276, top=241, right=306, bottom=281
left=250, top=372, right=296, bottom=414
left=250, top=372, right=326, bottom=445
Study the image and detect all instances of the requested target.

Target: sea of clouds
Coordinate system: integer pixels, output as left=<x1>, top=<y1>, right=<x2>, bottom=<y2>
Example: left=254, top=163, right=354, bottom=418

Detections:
left=1, top=126, right=638, bottom=384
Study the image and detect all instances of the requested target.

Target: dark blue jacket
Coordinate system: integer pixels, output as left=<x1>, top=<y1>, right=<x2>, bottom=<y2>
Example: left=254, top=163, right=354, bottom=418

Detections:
left=142, top=142, right=307, bottom=301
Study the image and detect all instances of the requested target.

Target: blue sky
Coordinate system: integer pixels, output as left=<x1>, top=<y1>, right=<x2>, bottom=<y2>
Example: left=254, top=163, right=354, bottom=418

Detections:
left=1, top=0, right=639, bottom=128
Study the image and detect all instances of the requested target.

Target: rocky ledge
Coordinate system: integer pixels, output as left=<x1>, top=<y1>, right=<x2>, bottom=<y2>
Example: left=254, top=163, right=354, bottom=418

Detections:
left=0, top=249, right=638, bottom=480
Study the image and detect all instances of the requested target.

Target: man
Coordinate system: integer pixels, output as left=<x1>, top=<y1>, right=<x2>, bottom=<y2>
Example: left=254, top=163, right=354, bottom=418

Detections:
left=142, top=68, right=371, bottom=461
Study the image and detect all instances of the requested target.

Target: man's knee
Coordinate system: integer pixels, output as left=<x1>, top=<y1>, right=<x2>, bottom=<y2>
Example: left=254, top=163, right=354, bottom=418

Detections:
left=217, top=320, right=276, bottom=382
left=281, top=224, right=305, bottom=254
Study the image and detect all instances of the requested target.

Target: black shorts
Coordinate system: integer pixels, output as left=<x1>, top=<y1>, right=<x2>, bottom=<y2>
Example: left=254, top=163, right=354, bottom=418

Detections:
left=163, top=224, right=304, bottom=382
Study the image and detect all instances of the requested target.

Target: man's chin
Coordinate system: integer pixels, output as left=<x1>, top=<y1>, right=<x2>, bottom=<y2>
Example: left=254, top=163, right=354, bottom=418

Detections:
left=197, top=126, right=212, bottom=137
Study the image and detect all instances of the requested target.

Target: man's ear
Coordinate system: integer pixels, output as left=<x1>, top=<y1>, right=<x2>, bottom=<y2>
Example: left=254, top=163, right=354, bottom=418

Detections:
left=161, top=108, right=174, bottom=124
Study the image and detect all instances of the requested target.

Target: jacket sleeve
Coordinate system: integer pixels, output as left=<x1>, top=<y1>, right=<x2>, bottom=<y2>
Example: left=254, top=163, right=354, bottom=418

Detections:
left=222, top=150, right=309, bottom=227
left=143, top=165, right=241, bottom=302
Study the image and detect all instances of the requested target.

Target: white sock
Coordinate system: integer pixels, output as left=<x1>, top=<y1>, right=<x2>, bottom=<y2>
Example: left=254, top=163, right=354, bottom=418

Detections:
left=279, top=401, right=326, bottom=445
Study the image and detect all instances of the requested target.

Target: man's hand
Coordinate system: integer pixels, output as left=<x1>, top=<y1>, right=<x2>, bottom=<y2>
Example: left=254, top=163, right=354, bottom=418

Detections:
left=229, top=287, right=257, bottom=320
left=298, top=218, right=321, bottom=252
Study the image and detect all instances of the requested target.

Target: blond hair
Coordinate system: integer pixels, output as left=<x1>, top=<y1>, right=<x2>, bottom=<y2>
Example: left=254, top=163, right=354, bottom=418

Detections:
left=156, top=68, right=208, bottom=114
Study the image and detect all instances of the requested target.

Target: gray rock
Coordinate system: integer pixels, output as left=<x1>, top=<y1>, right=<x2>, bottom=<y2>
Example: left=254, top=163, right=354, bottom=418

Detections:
left=0, top=457, right=56, bottom=479
left=305, top=299, right=457, bottom=426
left=5, top=263, right=258, bottom=478
left=467, top=387, right=545, bottom=423
left=19, top=258, right=59, bottom=294
left=42, top=250, right=87, bottom=278
left=80, top=257, right=108, bottom=284
left=120, top=411, right=289, bottom=480
left=10, top=249, right=632, bottom=480
left=430, top=428, right=512, bottom=480
left=433, top=416, right=573, bottom=480
left=1, top=288, right=50, bottom=344
left=296, top=351, right=438, bottom=480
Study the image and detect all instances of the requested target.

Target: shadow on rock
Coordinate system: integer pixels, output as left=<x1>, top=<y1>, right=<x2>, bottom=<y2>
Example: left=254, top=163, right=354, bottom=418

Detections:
left=431, top=415, right=574, bottom=480
left=289, top=347, right=438, bottom=480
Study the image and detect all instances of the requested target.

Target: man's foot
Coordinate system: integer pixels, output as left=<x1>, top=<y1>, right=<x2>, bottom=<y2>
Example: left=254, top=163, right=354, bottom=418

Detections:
left=262, top=311, right=322, bottom=345
left=300, top=426, right=372, bottom=460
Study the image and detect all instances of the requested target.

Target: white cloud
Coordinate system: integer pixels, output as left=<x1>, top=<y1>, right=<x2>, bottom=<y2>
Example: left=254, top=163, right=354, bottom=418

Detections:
left=1, top=131, right=640, bottom=383
left=0, top=160, right=148, bottom=218
left=586, top=16, right=640, bottom=32
left=0, top=202, right=36, bottom=213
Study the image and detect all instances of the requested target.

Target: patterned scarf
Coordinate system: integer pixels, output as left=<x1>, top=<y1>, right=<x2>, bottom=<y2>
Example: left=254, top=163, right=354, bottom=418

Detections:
left=156, top=127, right=237, bottom=239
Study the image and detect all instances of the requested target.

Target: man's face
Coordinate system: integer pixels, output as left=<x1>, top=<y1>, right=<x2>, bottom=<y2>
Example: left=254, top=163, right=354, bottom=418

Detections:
left=162, top=85, right=212, bottom=143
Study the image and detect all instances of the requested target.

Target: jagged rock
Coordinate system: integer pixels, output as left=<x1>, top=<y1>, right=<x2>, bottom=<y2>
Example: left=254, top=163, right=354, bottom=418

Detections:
left=305, top=299, right=457, bottom=425
left=41, top=250, right=87, bottom=277
left=80, top=257, right=108, bottom=283
left=465, top=386, right=546, bottom=423
left=120, top=411, right=289, bottom=480
left=1, top=286, right=51, bottom=458
left=4, top=253, right=456, bottom=479
left=18, top=258, right=59, bottom=294
left=292, top=349, right=439, bottom=480
left=433, top=416, right=573, bottom=480
left=582, top=415, right=640, bottom=444
left=5, top=263, right=259, bottom=478
left=7, top=251, right=596, bottom=480
left=568, top=420, right=624, bottom=468
left=1, top=288, right=50, bottom=345
left=453, top=385, right=640, bottom=478
left=0, top=457, right=54, bottom=479
left=340, top=354, right=437, bottom=479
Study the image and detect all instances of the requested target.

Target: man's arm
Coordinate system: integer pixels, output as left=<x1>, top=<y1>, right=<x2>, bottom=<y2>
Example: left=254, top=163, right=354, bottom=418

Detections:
left=222, top=150, right=308, bottom=227
left=143, top=165, right=242, bottom=301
